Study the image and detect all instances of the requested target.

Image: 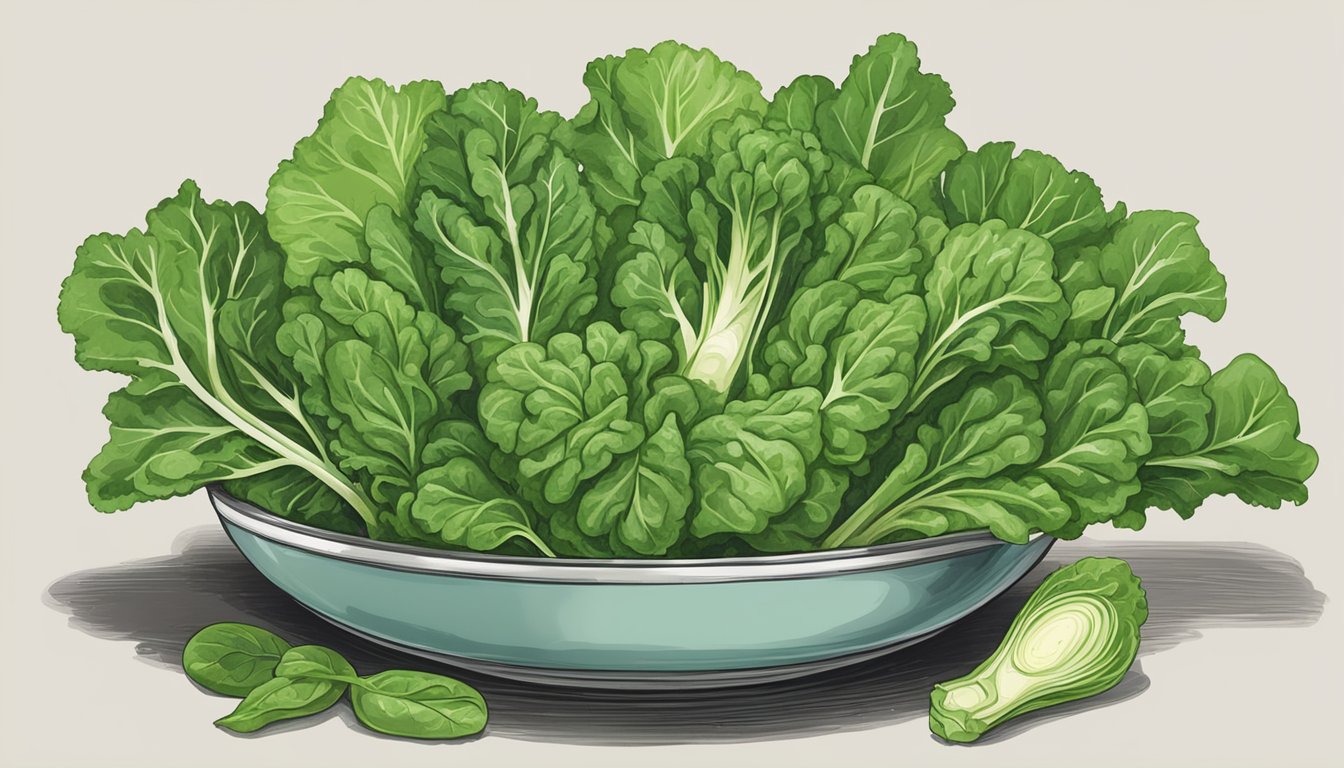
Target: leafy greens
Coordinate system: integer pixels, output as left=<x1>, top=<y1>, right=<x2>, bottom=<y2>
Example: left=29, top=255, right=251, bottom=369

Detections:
left=61, top=33, right=1318, bottom=558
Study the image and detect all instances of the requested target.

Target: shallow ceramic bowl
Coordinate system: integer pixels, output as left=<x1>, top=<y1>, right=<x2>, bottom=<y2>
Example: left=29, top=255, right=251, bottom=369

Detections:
left=210, top=486, right=1052, bottom=689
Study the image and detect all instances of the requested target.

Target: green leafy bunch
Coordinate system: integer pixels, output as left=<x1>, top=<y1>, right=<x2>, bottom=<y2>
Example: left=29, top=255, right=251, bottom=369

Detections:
left=60, top=34, right=1317, bottom=557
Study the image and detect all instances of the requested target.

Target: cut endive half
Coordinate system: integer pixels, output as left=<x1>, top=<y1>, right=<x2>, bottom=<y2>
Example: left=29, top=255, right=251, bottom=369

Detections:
left=930, top=557, right=1147, bottom=742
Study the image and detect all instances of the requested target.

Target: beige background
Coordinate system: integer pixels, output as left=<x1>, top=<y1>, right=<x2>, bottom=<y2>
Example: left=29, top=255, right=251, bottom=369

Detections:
left=2, top=0, right=1341, bottom=765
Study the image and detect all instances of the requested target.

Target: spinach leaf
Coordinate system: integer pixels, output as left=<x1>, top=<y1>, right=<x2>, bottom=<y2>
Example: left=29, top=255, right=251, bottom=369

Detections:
left=214, top=677, right=346, bottom=734
left=350, top=670, right=488, bottom=740
left=182, top=623, right=292, bottom=697
left=274, top=645, right=358, bottom=683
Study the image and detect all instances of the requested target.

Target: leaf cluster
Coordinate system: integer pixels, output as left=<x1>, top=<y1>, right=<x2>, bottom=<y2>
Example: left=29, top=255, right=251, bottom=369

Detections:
left=61, top=35, right=1318, bottom=557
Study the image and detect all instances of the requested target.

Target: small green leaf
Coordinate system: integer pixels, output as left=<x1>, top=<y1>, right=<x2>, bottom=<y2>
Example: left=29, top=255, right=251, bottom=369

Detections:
left=350, top=670, right=488, bottom=740
left=214, top=676, right=345, bottom=733
left=274, top=645, right=358, bottom=683
left=183, top=623, right=292, bottom=697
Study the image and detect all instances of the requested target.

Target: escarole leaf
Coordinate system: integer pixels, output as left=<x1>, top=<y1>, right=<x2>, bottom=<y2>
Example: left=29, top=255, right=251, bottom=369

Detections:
left=479, top=323, right=656, bottom=507
left=222, top=467, right=360, bottom=535
left=687, top=388, right=823, bottom=537
left=796, top=184, right=925, bottom=299
left=761, top=281, right=925, bottom=465
left=565, top=41, right=767, bottom=213
left=1122, top=354, right=1318, bottom=527
left=58, top=181, right=373, bottom=531
left=1060, top=210, right=1226, bottom=354
left=575, top=414, right=692, bottom=556
left=615, top=116, right=815, bottom=394
left=410, top=457, right=553, bottom=556
left=276, top=268, right=472, bottom=536
left=817, top=33, right=965, bottom=200
left=1110, top=342, right=1211, bottom=457
left=743, top=466, right=850, bottom=553
left=479, top=323, right=697, bottom=557
left=1025, top=343, right=1151, bottom=538
left=267, top=78, right=446, bottom=287
left=908, top=221, right=1067, bottom=412
left=766, top=75, right=837, bottom=135
left=939, top=142, right=1108, bottom=254
left=415, top=82, right=597, bottom=375
left=827, top=376, right=1063, bottom=547
left=364, top=203, right=442, bottom=314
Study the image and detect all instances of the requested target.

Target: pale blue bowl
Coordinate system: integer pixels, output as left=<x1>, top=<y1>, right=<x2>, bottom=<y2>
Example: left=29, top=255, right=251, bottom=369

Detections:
left=210, top=487, right=1052, bottom=689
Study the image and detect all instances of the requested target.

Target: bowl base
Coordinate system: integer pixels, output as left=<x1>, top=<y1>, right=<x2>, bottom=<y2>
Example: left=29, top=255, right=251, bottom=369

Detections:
left=305, top=606, right=946, bottom=690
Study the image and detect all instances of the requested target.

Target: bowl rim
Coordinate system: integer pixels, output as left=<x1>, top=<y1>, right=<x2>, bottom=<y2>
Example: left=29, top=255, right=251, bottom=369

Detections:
left=209, top=485, right=1048, bottom=584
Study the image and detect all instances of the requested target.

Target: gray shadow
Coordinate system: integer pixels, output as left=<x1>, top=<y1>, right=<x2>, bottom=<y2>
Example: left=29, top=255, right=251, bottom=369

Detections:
left=43, top=527, right=1325, bottom=746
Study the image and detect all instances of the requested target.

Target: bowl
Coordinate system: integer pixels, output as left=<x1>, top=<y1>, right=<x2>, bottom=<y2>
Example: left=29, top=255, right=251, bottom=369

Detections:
left=210, top=486, right=1053, bottom=689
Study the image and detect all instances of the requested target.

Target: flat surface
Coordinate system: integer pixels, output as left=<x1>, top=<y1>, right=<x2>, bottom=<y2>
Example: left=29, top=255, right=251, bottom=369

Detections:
left=2, top=1, right=1340, bottom=766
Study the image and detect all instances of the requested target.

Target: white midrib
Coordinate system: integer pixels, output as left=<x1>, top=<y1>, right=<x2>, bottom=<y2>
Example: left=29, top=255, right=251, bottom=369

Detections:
left=908, top=292, right=1023, bottom=409
left=1144, top=389, right=1282, bottom=471
left=497, top=167, right=534, bottom=341
left=860, top=68, right=896, bottom=169
left=852, top=486, right=1037, bottom=546
left=1100, top=222, right=1188, bottom=339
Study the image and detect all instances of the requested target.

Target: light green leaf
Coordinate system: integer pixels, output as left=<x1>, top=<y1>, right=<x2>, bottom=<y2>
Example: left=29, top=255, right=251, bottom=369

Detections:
left=1110, top=342, right=1211, bottom=457
left=415, top=82, right=597, bottom=374
left=1125, top=354, right=1317, bottom=525
left=564, top=41, right=765, bottom=214
left=766, top=74, right=837, bottom=135
left=1027, top=344, right=1151, bottom=538
left=763, top=282, right=925, bottom=465
left=58, top=181, right=371, bottom=529
left=214, top=677, right=345, bottom=734
left=743, top=467, right=850, bottom=553
left=278, top=269, right=471, bottom=517
left=910, top=221, right=1067, bottom=411
left=222, top=466, right=361, bottom=535
left=817, top=33, right=965, bottom=199
left=1070, top=211, right=1226, bottom=354
left=274, top=645, right=357, bottom=683
left=267, top=78, right=446, bottom=286
left=623, top=119, right=811, bottom=395
left=364, top=204, right=440, bottom=313
left=797, top=184, right=924, bottom=299
left=478, top=324, right=657, bottom=506
left=941, top=142, right=1107, bottom=252
left=182, top=623, right=292, bottom=697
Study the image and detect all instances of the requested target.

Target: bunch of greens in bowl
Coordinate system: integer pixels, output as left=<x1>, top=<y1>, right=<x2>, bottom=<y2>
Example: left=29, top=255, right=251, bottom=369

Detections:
left=59, top=33, right=1318, bottom=558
